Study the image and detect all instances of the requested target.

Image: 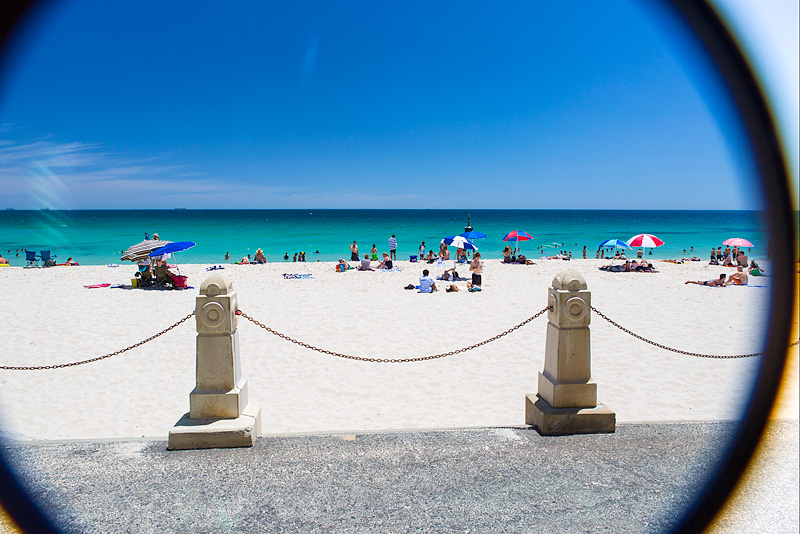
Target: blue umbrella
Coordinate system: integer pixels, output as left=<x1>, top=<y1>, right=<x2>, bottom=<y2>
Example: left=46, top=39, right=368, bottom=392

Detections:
left=599, top=238, right=630, bottom=261
left=149, top=241, right=196, bottom=257
left=459, top=230, right=488, bottom=240
left=599, top=239, right=631, bottom=250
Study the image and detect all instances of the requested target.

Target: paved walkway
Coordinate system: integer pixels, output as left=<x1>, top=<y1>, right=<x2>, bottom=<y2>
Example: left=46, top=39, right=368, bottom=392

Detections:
left=1, top=421, right=797, bottom=533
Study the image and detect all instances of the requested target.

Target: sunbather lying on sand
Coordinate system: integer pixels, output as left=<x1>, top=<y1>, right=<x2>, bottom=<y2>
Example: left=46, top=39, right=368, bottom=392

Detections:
left=685, top=274, right=727, bottom=287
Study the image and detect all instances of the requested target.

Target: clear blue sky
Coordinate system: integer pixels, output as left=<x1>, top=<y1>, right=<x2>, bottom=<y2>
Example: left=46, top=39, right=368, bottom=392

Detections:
left=0, top=1, right=796, bottom=210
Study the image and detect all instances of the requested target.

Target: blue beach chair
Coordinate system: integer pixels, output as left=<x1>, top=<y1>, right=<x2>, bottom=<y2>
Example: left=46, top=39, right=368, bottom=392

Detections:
left=40, top=250, right=56, bottom=267
left=25, top=250, right=38, bottom=268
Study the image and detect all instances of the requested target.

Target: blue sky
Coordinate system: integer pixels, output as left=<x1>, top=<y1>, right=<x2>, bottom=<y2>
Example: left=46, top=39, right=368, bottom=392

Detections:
left=0, top=1, right=796, bottom=210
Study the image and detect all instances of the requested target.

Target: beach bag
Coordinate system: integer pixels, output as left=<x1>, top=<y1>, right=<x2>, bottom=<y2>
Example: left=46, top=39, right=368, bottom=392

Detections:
left=410, top=255, right=418, bottom=263
left=335, top=264, right=346, bottom=272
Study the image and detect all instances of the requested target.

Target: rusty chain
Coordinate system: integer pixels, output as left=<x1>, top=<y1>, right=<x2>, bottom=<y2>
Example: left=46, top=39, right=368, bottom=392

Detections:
left=3, top=304, right=797, bottom=370
left=238, top=306, right=552, bottom=363
left=0, top=312, right=195, bottom=371
left=590, top=306, right=800, bottom=359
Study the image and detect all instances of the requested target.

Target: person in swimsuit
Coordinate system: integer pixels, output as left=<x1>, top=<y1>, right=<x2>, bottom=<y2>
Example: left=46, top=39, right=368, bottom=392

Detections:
left=469, top=252, right=483, bottom=288
left=371, top=244, right=378, bottom=261
left=350, top=241, right=359, bottom=262
left=375, top=252, right=393, bottom=269
left=684, top=274, right=726, bottom=286
left=726, top=266, right=749, bottom=286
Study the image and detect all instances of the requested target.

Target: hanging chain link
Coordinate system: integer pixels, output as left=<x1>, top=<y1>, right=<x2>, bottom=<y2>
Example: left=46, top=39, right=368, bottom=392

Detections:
left=589, top=306, right=800, bottom=359
left=0, top=312, right=195, bottom=371
left=238, top=306, right=552, bottom=363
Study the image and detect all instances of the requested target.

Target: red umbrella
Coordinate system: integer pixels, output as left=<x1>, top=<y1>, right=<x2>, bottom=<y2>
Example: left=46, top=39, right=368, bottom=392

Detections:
left=722, top=238, right=754, bottom=248
left=627, top=234, right=664, bottom=248
left=503, top=230, right=533, bottom=255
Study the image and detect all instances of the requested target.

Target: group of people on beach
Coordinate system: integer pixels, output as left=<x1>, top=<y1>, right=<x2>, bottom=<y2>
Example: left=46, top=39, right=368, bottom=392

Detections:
left=709, top=246, right=749, bottom=267
left=413, top=252, right=484, bottom=293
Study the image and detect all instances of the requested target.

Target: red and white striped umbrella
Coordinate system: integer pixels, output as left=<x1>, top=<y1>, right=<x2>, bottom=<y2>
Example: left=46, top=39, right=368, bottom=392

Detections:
left=722, top=238, right=754, bottom=248
left=627, top=234, right=664, bottom=248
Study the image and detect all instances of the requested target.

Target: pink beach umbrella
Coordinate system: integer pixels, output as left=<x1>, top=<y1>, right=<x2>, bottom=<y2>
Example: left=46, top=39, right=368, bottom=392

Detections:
left=627, top=234, right=664, bottom=257
left=722, top=238, right=754, bottom=248
left=503, top=230, right=533, bottom=255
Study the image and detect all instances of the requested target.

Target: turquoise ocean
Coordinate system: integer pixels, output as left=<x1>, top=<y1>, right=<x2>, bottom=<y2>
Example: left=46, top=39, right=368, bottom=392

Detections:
left=0, top=209, right=772, bottom=266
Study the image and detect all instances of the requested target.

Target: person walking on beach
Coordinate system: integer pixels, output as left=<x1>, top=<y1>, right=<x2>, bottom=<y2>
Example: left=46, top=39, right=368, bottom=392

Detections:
left=582, top=246, right=587, bottom=259
left=388, top=235, right=397, bottom=261
left=469, top=252, right=483, bottom=289
left=350, top=241, right=359, bottom=262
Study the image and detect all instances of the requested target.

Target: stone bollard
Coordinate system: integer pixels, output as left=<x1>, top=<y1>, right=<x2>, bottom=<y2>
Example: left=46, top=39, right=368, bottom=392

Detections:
left=168, top=273, right=262, bottom=450
left=526, top=269, right=615, bottom=435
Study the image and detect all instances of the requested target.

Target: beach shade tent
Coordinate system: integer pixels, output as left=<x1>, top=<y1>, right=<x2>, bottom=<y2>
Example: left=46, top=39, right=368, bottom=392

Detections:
left=627, top=234, right=664, bottom=256
left=599, top=238, right=631, bottom=260
left=121, top=239, right=173, bottom=262
left=459, top=230, right=488, bottom=241
left=442, top=235, right=478, bottom=251
left=722, top=238, right=754, bottom=248
left=502, top=230, right=533, bottom=255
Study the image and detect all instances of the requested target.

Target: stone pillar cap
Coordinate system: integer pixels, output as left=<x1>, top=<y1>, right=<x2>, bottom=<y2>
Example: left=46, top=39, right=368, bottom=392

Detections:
left=552, top=269, right=588, bottom=291
left=200, top=273, right=235, bottom=297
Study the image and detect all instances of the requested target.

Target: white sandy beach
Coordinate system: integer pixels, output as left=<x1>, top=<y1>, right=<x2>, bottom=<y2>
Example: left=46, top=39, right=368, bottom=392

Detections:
left=0, top=258, right=794, bottom=441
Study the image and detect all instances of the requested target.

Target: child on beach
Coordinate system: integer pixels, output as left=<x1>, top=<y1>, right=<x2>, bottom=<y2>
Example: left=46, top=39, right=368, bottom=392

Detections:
left=469, top=252, right=483, bottom=289
left=371, top=244, right=378, bottom=261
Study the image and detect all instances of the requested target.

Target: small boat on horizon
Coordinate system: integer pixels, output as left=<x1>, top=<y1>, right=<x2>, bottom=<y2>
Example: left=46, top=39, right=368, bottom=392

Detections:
left=175, top=207, right=187, bottom=210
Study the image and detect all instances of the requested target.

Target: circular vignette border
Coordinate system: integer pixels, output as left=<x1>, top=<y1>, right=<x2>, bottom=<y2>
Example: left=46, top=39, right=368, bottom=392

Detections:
left=0, top=2, right=796, bottom=533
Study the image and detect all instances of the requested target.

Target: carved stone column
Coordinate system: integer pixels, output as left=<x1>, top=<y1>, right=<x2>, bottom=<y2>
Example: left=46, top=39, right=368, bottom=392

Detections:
left=168, top=273, right=262, bottom=449
left=526, top=270, right=615, bottom=435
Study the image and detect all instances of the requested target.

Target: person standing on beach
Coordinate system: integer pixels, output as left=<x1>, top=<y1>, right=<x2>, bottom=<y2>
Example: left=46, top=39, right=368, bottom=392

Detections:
left=418, top=241, right=426, bottom=260
left=350, top=241, right=359, bottom=262
left=582, top=246, right=587, bottom=259
left=371, top=244, right=378, bottom=261
left=388, top=235, right=397, bottom=261
left=469, top=252, right=483, bottom=288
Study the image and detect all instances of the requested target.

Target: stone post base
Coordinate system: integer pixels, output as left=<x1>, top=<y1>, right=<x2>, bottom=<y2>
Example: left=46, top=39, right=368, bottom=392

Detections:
left=525, top=394, right=615, bottom=436
left=167, top=404, right=262, bottom=450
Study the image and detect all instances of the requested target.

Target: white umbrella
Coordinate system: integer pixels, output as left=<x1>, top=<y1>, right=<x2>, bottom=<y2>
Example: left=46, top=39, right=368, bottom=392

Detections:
left=441, top=235, right=478, bottom=251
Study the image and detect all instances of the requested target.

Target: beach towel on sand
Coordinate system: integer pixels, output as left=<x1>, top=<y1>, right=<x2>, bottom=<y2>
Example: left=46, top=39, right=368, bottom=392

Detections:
left=283, top=273, right=313, bottom=279
left=378, top=267, right=402, bottom=273
left=83, top=283, right=111, bottom=289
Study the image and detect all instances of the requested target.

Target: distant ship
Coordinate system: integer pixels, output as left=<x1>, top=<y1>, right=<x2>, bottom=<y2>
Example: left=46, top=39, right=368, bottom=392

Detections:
left=174, top=207, right=187, bottom=210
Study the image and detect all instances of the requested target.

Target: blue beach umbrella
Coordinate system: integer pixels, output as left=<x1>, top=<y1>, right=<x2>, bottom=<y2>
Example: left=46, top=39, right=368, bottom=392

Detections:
left=442, top=235, right=478, bottom=250
left=149, top=241, right=196, bottom=257
left=599, top=238, right=631, bottom=260
left=459, top=230, right=488, bottom=240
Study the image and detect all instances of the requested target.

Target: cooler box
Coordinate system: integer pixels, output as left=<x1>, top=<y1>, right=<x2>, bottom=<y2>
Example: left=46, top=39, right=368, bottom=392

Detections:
left=172, top=275, right=188, bottom=288
left=131, top=278, right=139, bottom=288
left=410, top=255, right=418, bottom=262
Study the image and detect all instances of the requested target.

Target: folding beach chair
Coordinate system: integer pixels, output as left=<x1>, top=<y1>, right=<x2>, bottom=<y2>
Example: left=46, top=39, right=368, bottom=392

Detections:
left=154, top=263, right=174, bottom=289
left=40, top=250, right=56, bottom=267
left=25, top=250, right=38, bottom=267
